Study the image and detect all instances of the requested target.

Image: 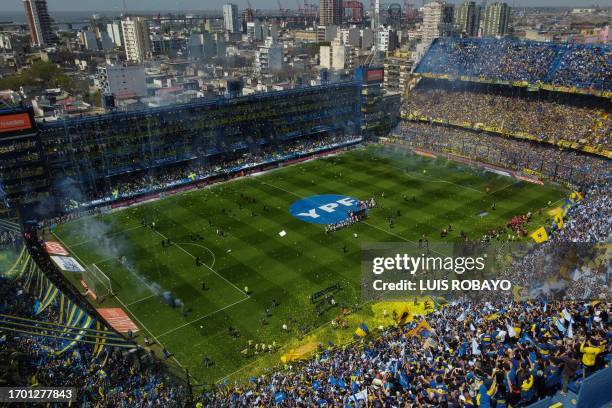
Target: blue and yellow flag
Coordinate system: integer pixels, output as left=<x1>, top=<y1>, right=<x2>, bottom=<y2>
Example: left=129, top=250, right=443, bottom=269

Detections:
left=569, top=191, right=583, bottom=203
left=552, top=213, right=564, bottom=229
left=531, top=227, right=548, bottom=243
left=354, top=323, right=369, bottom=338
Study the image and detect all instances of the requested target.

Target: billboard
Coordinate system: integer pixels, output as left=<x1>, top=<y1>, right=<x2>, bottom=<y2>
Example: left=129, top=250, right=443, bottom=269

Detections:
left=366, top=68, right=384, bottom=83
left=0, top=112, right=32, bottom=133
left=51, top=256, right=85, bottom=273
left=44, top=241, right=69, bottom=256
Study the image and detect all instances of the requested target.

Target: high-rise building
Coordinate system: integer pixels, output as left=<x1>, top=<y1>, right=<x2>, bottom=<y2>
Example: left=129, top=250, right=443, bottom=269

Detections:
left=482, top=2, right=511, bottom=37
left=383, top=55, right=413, bottom=93
left=377, top=28, right=399, bottom=52
left=421, top=1, right=454, bottom=45
left=454, top=1, right=481, bottom=37
left=255, top=37, right=283, bottom=73
left=360, top=28, right=374, bottom=50
left=317, top=25, right=338, bottom=42
left=339, top=28, right=361, bottom=47
left=214, top=32, right=226, bottom=57
left=202, top=32, right=217, bottom=59
left=107, top=22, right=123, bottom=47
left=121, top=17, right=151, bottom=63
left=371, top=0, right=384, bottom=29
left=223, top=4, right=240, bottom=33
left=320, top=0, right=342, bottom=26
left=247, top=20, right=263, bottom=42
left=188, top=33, right=204, bottom=59
left=23, top=0, right=55, bottom=46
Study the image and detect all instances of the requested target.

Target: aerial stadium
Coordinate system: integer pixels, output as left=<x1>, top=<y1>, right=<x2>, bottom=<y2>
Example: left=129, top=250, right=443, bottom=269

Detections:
left=1, top=27, right=611, bottom=408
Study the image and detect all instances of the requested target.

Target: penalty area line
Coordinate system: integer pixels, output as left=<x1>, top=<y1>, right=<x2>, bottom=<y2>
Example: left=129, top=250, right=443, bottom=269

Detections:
left=127, top=293, right=157, bottom=306
left=156, top=296, right=250, bottom=339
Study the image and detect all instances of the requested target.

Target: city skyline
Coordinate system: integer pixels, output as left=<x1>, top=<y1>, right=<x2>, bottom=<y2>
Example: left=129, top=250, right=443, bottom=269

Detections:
left=0, top=0, right=609, bottom=13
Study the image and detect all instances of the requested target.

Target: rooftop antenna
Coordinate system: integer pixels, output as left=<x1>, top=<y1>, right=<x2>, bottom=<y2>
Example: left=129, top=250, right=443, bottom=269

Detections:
left=123, top=0, right=128, bottom=15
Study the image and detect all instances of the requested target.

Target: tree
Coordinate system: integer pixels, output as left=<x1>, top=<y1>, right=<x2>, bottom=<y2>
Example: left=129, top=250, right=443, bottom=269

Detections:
left=0, top=60, right=73, bottom=91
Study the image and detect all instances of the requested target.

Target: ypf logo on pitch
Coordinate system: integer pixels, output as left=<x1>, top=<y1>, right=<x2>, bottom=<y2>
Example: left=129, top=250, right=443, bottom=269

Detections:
left=290, top=194, right=362, bottom=225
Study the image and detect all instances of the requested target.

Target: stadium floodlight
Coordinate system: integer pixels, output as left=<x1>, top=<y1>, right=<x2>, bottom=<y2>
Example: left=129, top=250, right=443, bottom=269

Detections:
left=84, top=264, right=114, bottom=299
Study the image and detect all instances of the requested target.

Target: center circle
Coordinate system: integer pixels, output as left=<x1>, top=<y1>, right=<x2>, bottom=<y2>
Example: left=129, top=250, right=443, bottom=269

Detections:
left=289, top=194, right=362, bottom=225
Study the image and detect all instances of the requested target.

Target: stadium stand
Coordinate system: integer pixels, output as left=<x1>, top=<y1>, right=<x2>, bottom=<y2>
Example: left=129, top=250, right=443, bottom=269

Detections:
left=402, top=79, right=611, bottom=155
left=392, top=122, right=610, bottom=185
left=37, top=83, right=361, bottom=212
left=0, top=274, right=187, bottom=406
left=415, top=38, right=611, bottom=94
left=401, top=38, right=612, bottom=188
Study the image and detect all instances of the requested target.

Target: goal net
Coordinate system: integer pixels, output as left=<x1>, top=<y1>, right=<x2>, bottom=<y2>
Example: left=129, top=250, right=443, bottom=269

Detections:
left=84, top=264, right=113, bottom=298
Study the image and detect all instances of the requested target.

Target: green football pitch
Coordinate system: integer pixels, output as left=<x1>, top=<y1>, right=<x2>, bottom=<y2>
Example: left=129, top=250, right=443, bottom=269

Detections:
left=51, top=144, right=566, bottom=383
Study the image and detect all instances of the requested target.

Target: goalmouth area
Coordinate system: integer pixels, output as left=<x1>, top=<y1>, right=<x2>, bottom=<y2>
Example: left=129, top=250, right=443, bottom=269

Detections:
left=50, top=144, right=566, bottom=383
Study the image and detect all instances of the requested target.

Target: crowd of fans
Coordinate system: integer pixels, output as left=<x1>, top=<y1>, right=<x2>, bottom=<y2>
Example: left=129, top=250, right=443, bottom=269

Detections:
left=417, top=38, right=612, bottom=92
left=552, top=45, right=612, bottom=92
left=0, top=274, right=187, bottom=406
left=496, top=183, right=610, bottom=303
left=57, top=133, right=361, bottom=212
left=555, top=184, right=610, bottom=243
left=38, top=84, right=360, bottom=187
left=202, top=299, right=608, bottom=407
left=0, top=229, right=20, bottom=249
left=395, top=122, right=610, bottom=185
left=403, top=80, right=610, bottom=151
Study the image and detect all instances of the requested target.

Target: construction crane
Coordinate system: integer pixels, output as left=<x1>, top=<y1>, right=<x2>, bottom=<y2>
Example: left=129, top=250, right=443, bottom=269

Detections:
left=277, top=0, right=287, bottom=16
left=304, top=0, right=318, bottom=18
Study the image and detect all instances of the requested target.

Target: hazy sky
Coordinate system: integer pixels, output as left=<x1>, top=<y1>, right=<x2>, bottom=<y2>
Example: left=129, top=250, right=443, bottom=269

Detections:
left=0, top=0, right=609, bottom=12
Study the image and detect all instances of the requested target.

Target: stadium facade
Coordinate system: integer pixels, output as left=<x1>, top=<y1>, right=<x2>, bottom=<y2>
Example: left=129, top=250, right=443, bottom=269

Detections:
left=1, top=79, right=390, bottom=220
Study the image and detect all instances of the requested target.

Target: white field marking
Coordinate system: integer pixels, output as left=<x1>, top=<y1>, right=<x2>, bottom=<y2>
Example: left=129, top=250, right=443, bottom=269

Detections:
left=487, top=180, right=521, bottom=196
left=68, top=225, right=144, bottom=248
left=213, top=304, right=359, bottom=384
left=403, top=173, right=484, bottom=194
left=370, top=152, right=487, bottom=194
left=176, top=242, right=216, bottom=268
left=92, top=259, right=159, bottom=301
left=127, top=293, right=157, bottom=306
left=214, top=355, right=263, bottom=384
left=50, top=231, right=185, bottom=368
left=87, top=235, right=186, bottom=266
left=258, top=179, right=302, bottom=199
left=361, top=221, right=415, bottom=244
left=156, top=296, right=250, bottom=339
left=106, top=269, right=186, bottom=370
left=150, top=228, right=248, bottom=300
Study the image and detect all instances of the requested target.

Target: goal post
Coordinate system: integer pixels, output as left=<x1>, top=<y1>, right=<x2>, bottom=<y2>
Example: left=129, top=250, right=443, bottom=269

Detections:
left=84, top=264, right=113, bottom=298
